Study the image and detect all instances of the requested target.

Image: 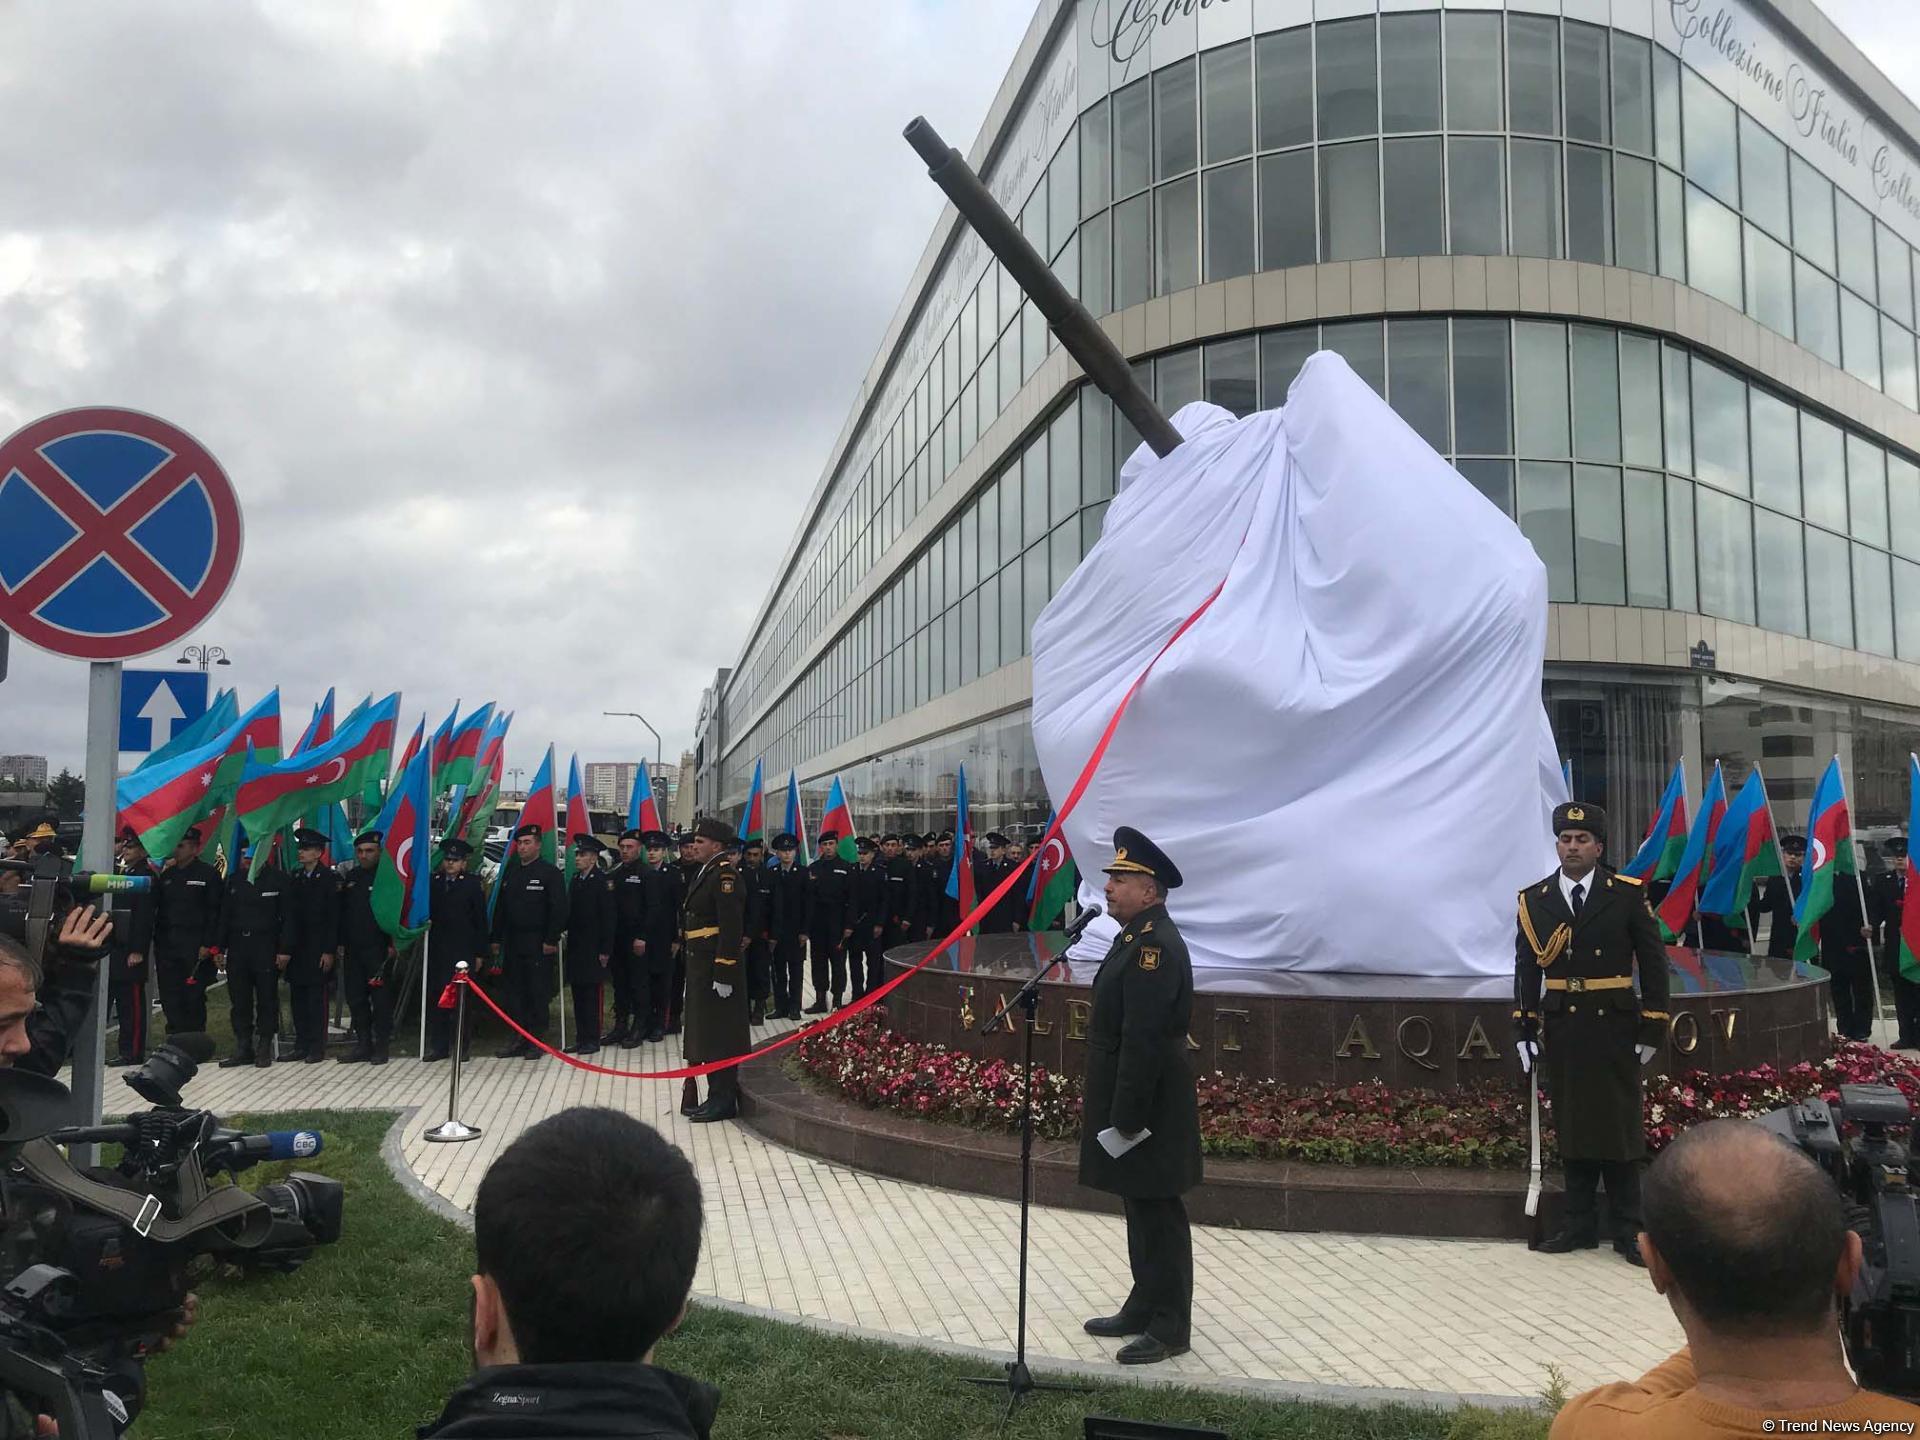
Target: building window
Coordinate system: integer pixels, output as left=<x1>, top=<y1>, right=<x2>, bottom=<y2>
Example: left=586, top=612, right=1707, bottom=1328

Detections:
left=1518, top=461, right=1575, bottom=601
left=1563, top=22, right=1609, bottom=145
left=1690, top=359, right=1748, bottom=496
left=1835, top=194, right=1877, bottom=304
left=1205, top=335, right=1258, bottom=417
left=1258, top=149, right=1316, bottom=268
left=1624, top=469, right=1668, bottom=607
left=1794, top=259, right=1841, bottom=369
left=1614, top=154, right=1656, bottom=273
left=1685, top=187, right=1743, bottom=310
left=1789, top=154, right=1834, bottom=274
left=1896, top=558, right=1920, bottom=661
left=1452, top=317, right=1512, bottom=455
left=1155, top=176, right=1199, bottom=293
left=1388, top=318, right=1449, bottom=453
left=1448, top=137, right=1506, bottom=256
left=1806, top=527, right=1853, bottom=647
left=1154, top=58, right=1198, bottom=181
left=1892, top=455, right=1920, bottom=563
left=1201, top=41, right=1253, bottom=165
left=1317, top=17, right=1377, bottom=141
left=1380, top=13, right=1441, bottom=134
left=1113, top=78, right=1152, bottom=200
left=1847, top=435, right=1889, bottom=549
left=1566, top=145, right=1613, bottom=265
left=1514, top=321, right=1570, bottom=458
left=1878, top=222, right=1914, bottom=328
left=1383, top=137, right=1444, bottom=258
left=1754, top=510, right=1808, bottom=636
left=1610, top=32, right=1652, bottom=153
left=1319, top=141, right=1380, bottom=261
left=1854, top=544, right=1895, bottom=656
left=1695, top=488, right=1755, bottom=624
left=1681, top=68, right=1738, bottom=209
left=1507, top=14, right=1559, bottom=137
left=1574, top=464, right=1627, bottom=604
left=1840, top=290, right=1882, bottom=389
left=1743, top=224, right=1794, bottom=338
left=1620, top=335, right=1662, bottom=468
left=1801, top=413, right=1848, bottom=534
left=1446, top=13, right=1503, bottom=131
left=1571, top=325, right=1622, bottom=463
left=1738, top=114, right=1788, bottom=241
left=1113, top=193, right=1150, bottom=310
left=1510, top=138, right=1563, bottom=258
left=1750, top=389, right=1800, bottom=516
left=1256, top=27, right=1313, bottom=150
left=1203, top=160, right=1255, bottom=281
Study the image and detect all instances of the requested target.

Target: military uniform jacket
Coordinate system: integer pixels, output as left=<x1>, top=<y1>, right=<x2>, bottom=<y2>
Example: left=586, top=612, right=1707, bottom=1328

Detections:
left=910, top=858, right=938, bottom=937
left=1760, top=873, right=1799, bottom=959
left=1816, top=874, right=1870, bottom=966
left=1514, top=867, right=1670, bottom=1162
left=215, top=865, right=288, bottom=963
left=851, top=861, right=885, bottom=934
left=284, top=864, right=341, bottom=981
left=339, top=866, right=390, bottom=963
left=883, top=854, right=913, bottom=931
left=804, top=856, right=854, bottom=942
left=640, top=864, right=680, bottom=962
left=429, top=872, right=490, bottom=970
left=1077, top=903, right=1203, bottom=1200
left=741, top=862, right=771, bottom=942
left=679, top=857, right=748, bottom=1065
left=492, top=859, right=568, bottom=960
left=609, top=859, right=650, bottom=954
left=1868, top=868, right=1907, bottom=949
left=155, top=859, right=221, bottom=957
left=115, top=859, right=158, bottom=965
left=565, top=869, right=615, bottom=985
left=766, top=864, right=808, bottom=941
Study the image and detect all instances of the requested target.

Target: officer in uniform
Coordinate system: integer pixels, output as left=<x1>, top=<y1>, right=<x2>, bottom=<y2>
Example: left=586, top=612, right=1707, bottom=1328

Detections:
left=426, top=839, right=488, bottom=1062
left=679, top=816, right=747, bottom=1122
left=153, top=825, right=221, bottom=1036
left=1818, top=845, right=1876, bottom=1042
left=671, top=831, right=700, bottom=1033
left=214, top=838, right=288, bottom=1068
left=640, top=830, right=680, bottom=1041
left=1079, top=828, right=1202, bottom=1365
left=108, top=829, right=159, bottom=1067
left=880, top=835, right=912, bottom=948
left=909, top=835, right=939, bottom=942
left=1870, top=836, right=1914, bottom=1049
left=848, top=837, right=885, bottom=998
left=563, top=835, right=615, bottom=1054
left=605, top=830, right=652, bottom=1047
left=338, top=830, right=397, bottom=1065
left=285, top=827, right=342, bottom=1063
left=1514, top=802, right=1670, bottom=1264
left=740, top=837, right=773, bottom=1025
left=766, top=833, right=808, bottom=1019
left=1760, top=833, right=1805, bottom=961
left=933, top=831, right=960, bottom=938
left=804, top=829, right=855, bottom=1012
left=490, top=823, right=568, bottom=1058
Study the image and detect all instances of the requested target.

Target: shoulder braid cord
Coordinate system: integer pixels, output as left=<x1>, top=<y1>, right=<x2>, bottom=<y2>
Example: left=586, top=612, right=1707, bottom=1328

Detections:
left=1516, top=894, right=1571, bottom=969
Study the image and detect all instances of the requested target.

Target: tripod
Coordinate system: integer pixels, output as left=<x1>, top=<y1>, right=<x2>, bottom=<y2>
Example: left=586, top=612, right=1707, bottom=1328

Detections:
left=961, top=941, right=1091, bottom=1426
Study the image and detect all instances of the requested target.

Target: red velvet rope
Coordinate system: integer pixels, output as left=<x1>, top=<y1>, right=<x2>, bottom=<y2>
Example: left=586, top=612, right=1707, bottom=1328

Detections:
left=448, top=569, right=1230, bottom=1080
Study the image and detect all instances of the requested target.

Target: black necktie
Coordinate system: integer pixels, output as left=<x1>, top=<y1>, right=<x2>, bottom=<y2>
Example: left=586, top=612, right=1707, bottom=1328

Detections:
left=1570, top=882, right=1586, bottom=916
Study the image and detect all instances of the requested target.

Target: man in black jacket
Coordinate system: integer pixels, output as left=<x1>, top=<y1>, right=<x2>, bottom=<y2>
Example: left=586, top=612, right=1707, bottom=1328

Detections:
left=153, top=826, right=221, bottom=1035
left=108, top=829, right=159, bottom=1066
left=284, top=828, right=341, bottom=1063
left=847, top=838, right=885, bottom=999
left=640, top=832, right=680, bottom=1042
left=215, top=838, right=288, bottom=1069
left=421, top=1107, right=717, bottom=1440
left=803, top=830, right=855, bottom=1013
left=1869, top=836, right=1915, bottom=1049
left=338, top=831, right=397, bottom=1065
left=564, top=836, right=615, bottom=1055
left=739, top=837, right=772, bottom=1026
left=765, top=834, right=808, bottom=1020
left=1759, top=833, right=1805, bottom=960
left=492, top=823, right=568, bottom=1057
left=606, top=831, right=651, bottom=1048
left=427, top=840, right=489, bottom=1062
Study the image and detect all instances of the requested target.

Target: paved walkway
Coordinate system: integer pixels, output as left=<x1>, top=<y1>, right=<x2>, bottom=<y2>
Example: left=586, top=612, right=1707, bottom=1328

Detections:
left=168, top=1020, right=1682, bottom=1407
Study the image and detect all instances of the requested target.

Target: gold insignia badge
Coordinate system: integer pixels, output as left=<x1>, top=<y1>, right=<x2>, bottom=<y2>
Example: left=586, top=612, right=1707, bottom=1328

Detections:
left=1115, top=847, right=1129, bottom=863
left=1566, top=805, right=1586, bottom=821
left=1139, top=947, right=1160, bottom=971
left=720, top=876, right=735, bottom=894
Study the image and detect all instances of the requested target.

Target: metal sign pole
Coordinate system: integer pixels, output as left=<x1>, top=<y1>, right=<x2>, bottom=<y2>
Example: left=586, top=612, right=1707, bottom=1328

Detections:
left=72, top=660, right=124, bottom=1151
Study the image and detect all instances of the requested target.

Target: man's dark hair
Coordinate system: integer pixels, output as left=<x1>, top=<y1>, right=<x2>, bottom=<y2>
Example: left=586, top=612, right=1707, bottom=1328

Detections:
left=1643, top=1120, right=1846, bottom=1336
left=0, top=933, right=42, bottom=989
left=474, top=1107, right=702, bottom=1364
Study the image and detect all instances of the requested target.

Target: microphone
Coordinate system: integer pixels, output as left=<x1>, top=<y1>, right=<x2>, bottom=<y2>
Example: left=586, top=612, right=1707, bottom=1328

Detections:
left=1062, top=904, right=1103, bottom=942
left=227, top=1130, right=324, bottom=1162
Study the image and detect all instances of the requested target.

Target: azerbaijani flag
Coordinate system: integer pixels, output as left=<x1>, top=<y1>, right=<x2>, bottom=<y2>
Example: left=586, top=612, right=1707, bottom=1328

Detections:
left=370, top=736, right=432, bottom=941
left=944, top=764, right=976, bottom=931
left=292, top=687, right=336, bottom=756
left=821, top=775, right=857, bottom=863
left=1900, top=755, right=1920, bottom=984
left=1027, top=813, right=1075, bottom=931
left=433, top=702, right=495, bottom=798
left=1793, top=756, right=1858, bottom=964
left=116, top=688, right=281, bottom=859
left=234, top=693, right=401, bottom=877
left=521, top=745, right=559, bottom=866
left=781, top=769, right=810, bottom=865
left=626, top=762, right=662, bottom=835
left=1698, top=768, right=1782, bottom=928
left=563, top=753, right=592, bottom=881
left=1656, top=761, right=1728, bottom=942
left=1623, top=760, right=1690, bottom=882
left=736, top=759, right=765, bottom=844
left=448, top=710, right=511, bottom=859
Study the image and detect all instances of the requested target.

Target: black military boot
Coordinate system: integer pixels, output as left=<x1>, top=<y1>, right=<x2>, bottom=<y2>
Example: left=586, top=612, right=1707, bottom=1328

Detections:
left=369, top=1036, right=390, bottom=1067
left=218, top=1049, right=254, bottom=1069
left=680, top=1079, right=700, bottom=1117
left=338, top=1031, right=372, bottom=1065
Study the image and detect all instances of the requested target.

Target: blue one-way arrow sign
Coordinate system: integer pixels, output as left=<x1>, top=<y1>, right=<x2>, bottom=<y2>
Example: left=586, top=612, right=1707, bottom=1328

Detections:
left=118, top=669, right=209, bottom=753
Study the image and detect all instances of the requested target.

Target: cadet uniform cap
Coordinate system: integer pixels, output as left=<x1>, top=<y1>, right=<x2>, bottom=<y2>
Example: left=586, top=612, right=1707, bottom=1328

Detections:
left=442, top=838, right=474, bottom=860
left=293, top=827, right=329, bottom=848
left=514, top=823, right=544, bottom=840
left=642, top=830, right=671, bottom=848
left=355, top=831, right=382, bottom=848
left=572, top=833, right=605, bottom=854
left=772, top=832, right=799, bottom=851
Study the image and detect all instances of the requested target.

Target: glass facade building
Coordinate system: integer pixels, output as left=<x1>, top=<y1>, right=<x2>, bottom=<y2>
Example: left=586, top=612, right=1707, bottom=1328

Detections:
left=698, top=0, right=1920, bottom=853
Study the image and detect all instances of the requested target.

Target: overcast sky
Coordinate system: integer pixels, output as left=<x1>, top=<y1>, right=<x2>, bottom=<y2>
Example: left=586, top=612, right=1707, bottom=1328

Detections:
left=0, top=0, right=1035, bottom=783
left=1, top=1, right=1917, bottom=787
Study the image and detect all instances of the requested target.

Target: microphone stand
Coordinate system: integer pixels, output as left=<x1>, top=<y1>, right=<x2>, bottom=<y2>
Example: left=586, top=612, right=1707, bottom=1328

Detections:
left=961, top=915, right=1098, bottom=1426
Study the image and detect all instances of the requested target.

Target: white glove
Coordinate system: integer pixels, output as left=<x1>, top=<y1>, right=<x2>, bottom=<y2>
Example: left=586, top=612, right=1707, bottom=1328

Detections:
left=1515, top=1040, right=1537, bottom=1074
left=712, top=982, right=733, bottom=999
left=1636, top=1043, right=1657, bottom=1066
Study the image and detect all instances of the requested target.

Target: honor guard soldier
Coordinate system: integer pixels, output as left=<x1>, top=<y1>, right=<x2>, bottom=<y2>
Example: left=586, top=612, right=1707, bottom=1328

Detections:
left=1870, top=836, right=1915, bottom=1049
left=491, top=823, right=568, bottom=1058
left=285, top=828, right=342, bottom=1063
left=881, top=835, right=913, bottom=948
left=564, top=835, right=615, bottom=1054
left=848, top=837, right=885, bottom=998
left=805, top=829, right=856, bottom=1012
left=909, top=835, right=939, bottom=941
left=108, top=830, right=159, bottom=1067
left=1515, top=802, right=1670, bottom=1264
left=985, top=833, right=1024, bottom=934
left=639, top=831, right=680, bottom=1041
left=153, top=825, right=221, bottom=1036
left=426, top=839, right=489, bottom=1062
left=766, top=833, right=808, bottom=1019
left=339, top=830, right=398, bottom=1065
left=605, top=830, right=651, bottom=1047
left=214, top=838, right=288, bottom=1069
left=679, top=816, right=748, bottom=1122
left=1080, top=828, right=1202, bottom=1365
left=740, top=837, right=773, bottom=1025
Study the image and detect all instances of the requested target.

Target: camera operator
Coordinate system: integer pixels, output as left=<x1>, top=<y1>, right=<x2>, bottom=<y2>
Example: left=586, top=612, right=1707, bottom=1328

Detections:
left=420, top=1107, right=716, bottom=1439
left=2, top=906, right=112, bottom=1079
left=1551, top=1119, right=1920, bottom=1437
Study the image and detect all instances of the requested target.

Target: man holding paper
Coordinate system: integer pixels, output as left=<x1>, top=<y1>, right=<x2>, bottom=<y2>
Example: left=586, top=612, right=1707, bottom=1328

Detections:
left=1079, top=827, right=1202, bottom=1366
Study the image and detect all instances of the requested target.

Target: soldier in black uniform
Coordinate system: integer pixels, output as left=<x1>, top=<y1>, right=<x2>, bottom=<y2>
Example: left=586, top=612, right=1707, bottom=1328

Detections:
left=284, top=827, right=341, bottom=1063
left=766, top=833, right=808, bottom=1019
left=426, top=839, right=489, bottom=1062
left=153, top=825, right=221, bottom=1035
left=490, top=823, right=568, bottom=1058
left=910, top=835, right=939, bottom=942
left=671, top=831, right=699, bottom=1033
left=985, top=832, right=1024, bottom=934
left=338, top=830, right=398, bottom=1065
left=1870, top=836, right=1915, bottom=1048
left=641, top=831, right=680, bottom=1041
left=108, top=829, right=159, bottom=1067
left=933, top=831, right=960, bottom=938
left=848, top=837, right=885, bottom=998
left=605, top=830, right=651, bottom=1047
left=562, top=835, right=615, bottom=1055
left=804, top=829, right=855, bottom=1012
left=1079, top=827, right=1202, bottom=1366
left=1514, top=802, right=1670, bottom=1264
left=740, top=837, right=772, bottom=1025
left=679, top=816, right=748, bottom=1122
left=881, top=834, right=913, bottom=949
left=1759, top=833, right=1806, bottom=960
left=1818, top=846, right=1876, bottom=1042
left=214, top=838, right=288, bottom=1068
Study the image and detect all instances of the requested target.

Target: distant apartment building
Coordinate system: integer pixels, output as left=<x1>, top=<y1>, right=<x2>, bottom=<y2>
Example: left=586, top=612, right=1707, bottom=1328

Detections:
left=0, top=755, right=48, bottom=789
left=583, top=761, right=641, bottom=813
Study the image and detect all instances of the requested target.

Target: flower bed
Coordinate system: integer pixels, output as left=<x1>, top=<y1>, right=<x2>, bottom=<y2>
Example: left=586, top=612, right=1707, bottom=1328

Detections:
left=793, top=1011, right=1920, bottom=1169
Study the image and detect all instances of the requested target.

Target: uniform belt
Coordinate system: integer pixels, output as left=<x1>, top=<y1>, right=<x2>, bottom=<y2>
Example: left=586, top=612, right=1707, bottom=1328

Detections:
left=683, top=926, right=720, bottom=940
left=1544, top=975, right=1634, bottom=993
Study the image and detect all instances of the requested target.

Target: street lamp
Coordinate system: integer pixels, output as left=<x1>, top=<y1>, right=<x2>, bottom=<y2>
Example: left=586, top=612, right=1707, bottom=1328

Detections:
left=603, top=711, right=664, bottom=770
left=176, top=644, right=232, bottom=670
left=507, top=767, right=524, bottom=790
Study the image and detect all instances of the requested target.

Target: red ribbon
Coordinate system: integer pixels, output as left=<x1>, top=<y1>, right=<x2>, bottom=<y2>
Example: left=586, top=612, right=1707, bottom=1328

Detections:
left=447, top=568, right=1230, bottom=1081
left=436, top=982, right=460, bottom=1010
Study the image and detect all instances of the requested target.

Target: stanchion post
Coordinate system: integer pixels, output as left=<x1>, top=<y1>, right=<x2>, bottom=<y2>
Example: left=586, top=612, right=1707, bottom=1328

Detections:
left=423, top=962, right=482, bottom=1144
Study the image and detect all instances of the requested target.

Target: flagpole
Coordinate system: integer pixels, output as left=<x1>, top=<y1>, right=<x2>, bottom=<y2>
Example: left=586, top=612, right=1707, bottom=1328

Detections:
left=1836, top=764, right=1886, bottom=1044
left=419, top=928, right=432, bottom=1060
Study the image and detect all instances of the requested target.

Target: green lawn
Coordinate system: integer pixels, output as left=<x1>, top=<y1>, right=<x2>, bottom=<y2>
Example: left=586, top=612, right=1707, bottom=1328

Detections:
left=127, top=1111, right=1557, bottom=1439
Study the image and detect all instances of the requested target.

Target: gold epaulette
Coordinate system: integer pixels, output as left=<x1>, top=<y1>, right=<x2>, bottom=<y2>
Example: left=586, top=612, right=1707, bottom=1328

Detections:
left=1615, top=873, right=1644, bottom=887
left=1517, top=893, right=1571, bottom=969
